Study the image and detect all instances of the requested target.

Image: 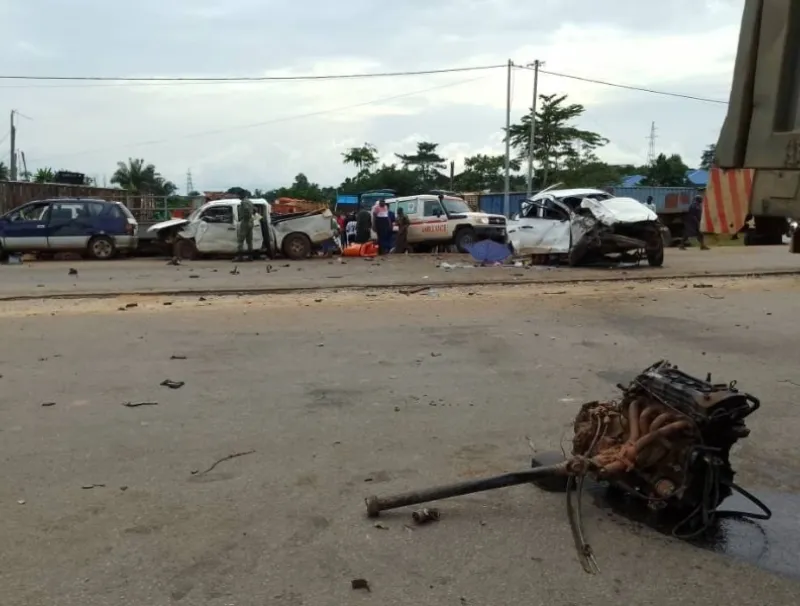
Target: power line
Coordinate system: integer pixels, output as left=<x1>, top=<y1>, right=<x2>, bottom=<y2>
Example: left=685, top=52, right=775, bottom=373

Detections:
left=514, top=64, right=728, bottom=105
left=0, top=64, right=505, bottom=84
left=32, top=74, right=490, bottom=162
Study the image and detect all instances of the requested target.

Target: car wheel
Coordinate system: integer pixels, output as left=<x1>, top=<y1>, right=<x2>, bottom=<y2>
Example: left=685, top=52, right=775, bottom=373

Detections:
left=454, top=227, right=476, bottom=253
left=646, top=239, right=665, bottom=267
left=283, top=233, right=311, bottom=260
left=174, top=238, right=198, bottom=260
left=88, top=235, right=116, bottom=260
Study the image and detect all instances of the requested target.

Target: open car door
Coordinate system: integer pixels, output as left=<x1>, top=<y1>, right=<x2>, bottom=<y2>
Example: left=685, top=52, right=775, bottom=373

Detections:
left=508, top=196, right=572, bottom=255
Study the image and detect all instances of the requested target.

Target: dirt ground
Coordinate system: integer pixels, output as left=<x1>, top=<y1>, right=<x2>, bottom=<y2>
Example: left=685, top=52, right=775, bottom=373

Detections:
left=1, top=276, right=799, bottom=605
left=0, top=245, right=798, bottom=300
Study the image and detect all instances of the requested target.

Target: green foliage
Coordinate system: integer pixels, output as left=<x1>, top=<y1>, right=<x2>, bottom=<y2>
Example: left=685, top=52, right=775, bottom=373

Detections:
left=342, top=143, right=379, bottom=175
left=263, top=173, right=335, bottom=203
left=395, top=141, right=447, bottom=184
left=700, top=144, right=716, bottom=170
left=642, top=153, right=690, bottom=186
left=33, top=167, right=55, bottom=183
left=454, top=154, right=520, bottom=191
left=111, top=158, right=177, bottom=195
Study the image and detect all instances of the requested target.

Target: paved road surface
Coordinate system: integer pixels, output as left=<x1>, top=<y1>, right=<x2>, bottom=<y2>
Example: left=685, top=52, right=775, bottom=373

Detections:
left=0, top=276, right=798, bottom=605
left=0, top=245, right=797, bottom=299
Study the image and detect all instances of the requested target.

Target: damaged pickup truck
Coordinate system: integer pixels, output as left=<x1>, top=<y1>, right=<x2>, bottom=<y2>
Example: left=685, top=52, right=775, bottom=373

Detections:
left=148, top=198, right=338, bottom=260
left=507, top=186, right=667, bottom=266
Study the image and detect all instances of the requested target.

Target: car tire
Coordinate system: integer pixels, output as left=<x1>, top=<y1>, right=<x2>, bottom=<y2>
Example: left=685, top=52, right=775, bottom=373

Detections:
left=454, top=227, right=476, bottom=253
left=646, top=239, right=665, bottom=267
left=174, top=238, right=198, bottom=260
left=283, top=233, right=311, bottom=260
left=87, top=235, right=116, bottom=260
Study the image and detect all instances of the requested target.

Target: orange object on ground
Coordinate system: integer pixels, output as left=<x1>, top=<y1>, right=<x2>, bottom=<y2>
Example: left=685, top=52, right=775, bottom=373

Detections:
left=342, top=242, right=378, bottom=257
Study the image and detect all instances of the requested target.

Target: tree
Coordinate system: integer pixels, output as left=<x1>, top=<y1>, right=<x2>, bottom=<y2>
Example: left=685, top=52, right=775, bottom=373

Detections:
left=226, top=186, right=250, bottom=198
left=642, top=153, right=690, bottom=186
left=395, top=141, right=447, bottom=183
left=455, top=154, right=520, bottom=191
left=267, top=173, right=331, bottom=203
left=111, top=158, right=177, bottom=195
left=700, top=144, right=716, bottom=170
left=33, top=168, right=55, bottom=183
left=0, top=162, right=6, bottom=181
left=342, top=143, right=379, bottom=174
left=507, top=93, right=608, bottom=185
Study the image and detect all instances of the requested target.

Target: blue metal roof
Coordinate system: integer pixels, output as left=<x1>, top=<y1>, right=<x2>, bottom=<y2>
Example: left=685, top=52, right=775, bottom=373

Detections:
left=685, top=169, right=708, bottom=186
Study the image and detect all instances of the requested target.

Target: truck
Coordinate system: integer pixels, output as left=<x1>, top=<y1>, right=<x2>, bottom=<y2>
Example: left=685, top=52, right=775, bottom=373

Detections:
left=704, top=0, right=800, bottom=249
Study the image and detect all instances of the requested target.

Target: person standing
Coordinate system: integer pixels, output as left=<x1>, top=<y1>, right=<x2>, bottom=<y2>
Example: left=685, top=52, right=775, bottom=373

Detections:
left=355, top=207, right=372, bottom=244
left=235, top=193, right=255, bottom=261
left=392, top=207, right=411, bottom=253
left=373, top=200, right=392, bottom=254
left=680, top=195, right=709, bottom=250
left=645, top=195, right=656, bottom=212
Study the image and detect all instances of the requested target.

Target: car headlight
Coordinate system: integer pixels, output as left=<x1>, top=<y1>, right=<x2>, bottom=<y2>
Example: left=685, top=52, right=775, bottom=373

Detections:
left=479, top=217, right=489, bottom=224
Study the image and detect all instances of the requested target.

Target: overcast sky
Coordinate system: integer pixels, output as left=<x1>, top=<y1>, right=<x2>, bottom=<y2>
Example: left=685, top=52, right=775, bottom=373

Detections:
left=2, top=0, right=742, bottom=193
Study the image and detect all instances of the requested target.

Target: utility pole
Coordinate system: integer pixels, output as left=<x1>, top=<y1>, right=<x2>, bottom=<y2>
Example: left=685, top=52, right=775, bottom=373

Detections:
left=503, top=59, right=513, bottom=217
left=526, top=60, right=542, bottom=198
left=9, top=110, right=17, bottom=181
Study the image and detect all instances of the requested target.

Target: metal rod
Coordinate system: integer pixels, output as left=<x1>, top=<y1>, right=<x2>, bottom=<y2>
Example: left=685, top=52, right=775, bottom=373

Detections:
left=526, top=60, right=540, bottom=198
left=503, top=59, right=512, bottom=218
left=364, top=463, right=568, bottom=517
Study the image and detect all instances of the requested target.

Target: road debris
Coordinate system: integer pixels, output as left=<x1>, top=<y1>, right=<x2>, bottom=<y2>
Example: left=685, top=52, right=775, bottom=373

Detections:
left=167, top=257, right=180, bottom=266
left=17, top=499, right=25, bottom=505
left=399, top=286, right=430, bottom=295
left=692, top=283, right=713, bottom=288
left=189, top=274, right=200, bottom=279
left=373, top=523, right=389, bottom=530
left=125, top=303, right=138, bottom=309
left=362, top=360, right=770, bottom=574
left=351, top=579, right=370, bottom=592
left=230, top=266, right=239, bottom=275
left=163, top=301, right=173, bottom=306
left=170, top=355, right=187, bottom=360
left=122, top=401, right=159, bottom=408
left=41, top=402, right=56, bottom=407
left=68, top=268, right=78, bottom=276
left=192, top=450, right=255, bottom=476
left=81, top=484, right=105, bottom=490
left=160, top=379, right=185, bottom=389
left=411, top=508, right=440, bottom=524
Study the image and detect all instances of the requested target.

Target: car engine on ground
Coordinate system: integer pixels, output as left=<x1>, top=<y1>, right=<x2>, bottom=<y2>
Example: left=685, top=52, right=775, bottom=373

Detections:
left=363, top=361, right=771, bottom=572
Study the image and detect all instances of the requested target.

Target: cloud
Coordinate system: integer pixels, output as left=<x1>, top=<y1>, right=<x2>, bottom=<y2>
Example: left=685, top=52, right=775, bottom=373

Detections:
left=3, top=0, right=743, bottom=191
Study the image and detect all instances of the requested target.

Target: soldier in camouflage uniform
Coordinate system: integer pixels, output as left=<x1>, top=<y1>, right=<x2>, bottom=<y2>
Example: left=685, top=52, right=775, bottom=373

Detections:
left=235, top=193, right=255, bottom=261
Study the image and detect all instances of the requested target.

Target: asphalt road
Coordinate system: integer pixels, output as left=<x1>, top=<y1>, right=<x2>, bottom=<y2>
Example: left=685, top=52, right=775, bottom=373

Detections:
left=0, top=245, right=798, bottom=299
left=1, top=276, right=798, bottom=605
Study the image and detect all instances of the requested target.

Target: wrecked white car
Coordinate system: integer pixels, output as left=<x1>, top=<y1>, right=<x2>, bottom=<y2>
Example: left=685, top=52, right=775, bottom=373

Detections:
left=507, top=186, right=666, bottom=266
left=148, top=198, right=338, bottom=260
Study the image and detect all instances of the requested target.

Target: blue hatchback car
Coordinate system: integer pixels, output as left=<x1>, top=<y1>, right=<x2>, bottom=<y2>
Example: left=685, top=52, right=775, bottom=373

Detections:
left=0, top=198, right=138, bottom=260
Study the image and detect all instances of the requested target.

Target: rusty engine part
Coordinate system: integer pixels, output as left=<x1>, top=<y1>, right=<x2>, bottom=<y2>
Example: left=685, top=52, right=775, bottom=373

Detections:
left=364, top=361, right=772, bottom=571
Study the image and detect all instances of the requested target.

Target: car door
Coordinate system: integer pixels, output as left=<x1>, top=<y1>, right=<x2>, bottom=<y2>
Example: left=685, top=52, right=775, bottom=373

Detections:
left=410, top=198, right=448, bottom=242
left=0, top=201, right=51, bottom=251
left=251, top=203, right=266, bottom=250
left=47, top=201, right=93, bottom=250
left=509, top=197, right=572, bottom=254
left=194, top=204, right=238, bottom=253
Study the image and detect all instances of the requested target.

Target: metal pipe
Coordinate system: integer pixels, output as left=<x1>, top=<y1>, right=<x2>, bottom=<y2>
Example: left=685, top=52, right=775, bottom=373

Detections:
left=364, top=463, right=568, bottom=517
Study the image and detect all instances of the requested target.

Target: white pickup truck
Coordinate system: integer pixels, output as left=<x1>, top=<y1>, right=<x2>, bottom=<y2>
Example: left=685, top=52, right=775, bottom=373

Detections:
left=148, top=198, right=338, bottom=260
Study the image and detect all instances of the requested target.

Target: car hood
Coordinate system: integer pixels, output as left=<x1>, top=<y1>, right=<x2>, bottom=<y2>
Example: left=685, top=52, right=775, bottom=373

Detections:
left=581, top=197, right=657, bottom=226
left=148, top=218, right=190, bottom=233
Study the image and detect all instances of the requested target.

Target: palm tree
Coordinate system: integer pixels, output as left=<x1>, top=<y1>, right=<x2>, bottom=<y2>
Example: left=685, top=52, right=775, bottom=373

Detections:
left=111, top=158, right=176, bottom=195
left=342, top=143, right=378, bottom=173
left=0, top=161, right=8, bottom=180
left=33, top=167, right=55, bottom=183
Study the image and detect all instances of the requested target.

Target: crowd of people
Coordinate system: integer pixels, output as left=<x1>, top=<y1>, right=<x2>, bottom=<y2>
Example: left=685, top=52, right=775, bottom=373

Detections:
left=334, top=199, right=411, bottom=255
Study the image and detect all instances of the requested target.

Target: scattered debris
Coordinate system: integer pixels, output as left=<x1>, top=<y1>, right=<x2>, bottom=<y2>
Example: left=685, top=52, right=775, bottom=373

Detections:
left=120, top=486, right=129, bottom=491
left=192, top=450, right=256, bottom=476
left=198, top=296, right=207, bottom=302
left=167, top=257, right=180, bottom=266
left=544, top=291, right=567, bottom=295
left=351, top=579, right=370, bottom=592
left=41, top=402, right=56, bottom=407
left=170, top=355, right=187, bottom=360
left=373, top=523, right=389, bottom=530
left=317, top=343, right=325, bottom=347
left=189, top=274, right=200, bottom=279
left=17, top=499, right=25, bottom=505
left=81, top=484, right=105, bottom=490
left=122, top=401, right=159, bottom=408
left=230, top=266, right=239, bottom=275
left=314, top=298, right=323, bottom=303
left=125, top=303, right=138, bottom=309
left=399, top=286, right=430, bottom=295
left=68, top=268, right=78, bottom=276
left=163, top=301, right=173, bottom=306
left=702, top=293, right=725, bottom=300
left=430, top=352, right=442, bottom=357
left=160, top=379, right=185, bottom=389
left=692, top=283, right=713, bottom=289
left=412, top=508, right=440, bottom=524
left=266, top=264, right=273, bottom=273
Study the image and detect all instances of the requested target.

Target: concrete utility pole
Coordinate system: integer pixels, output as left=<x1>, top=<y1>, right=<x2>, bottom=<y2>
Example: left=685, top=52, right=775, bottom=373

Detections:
left=526, top=60, right=542, bottom=198
left=9, top=110, right=17, bottom=181
left=503, top=59, right=513, bottom=217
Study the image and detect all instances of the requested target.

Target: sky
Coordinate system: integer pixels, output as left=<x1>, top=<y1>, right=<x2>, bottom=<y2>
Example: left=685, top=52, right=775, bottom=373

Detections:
left=1, top=0, right=743, bottom=193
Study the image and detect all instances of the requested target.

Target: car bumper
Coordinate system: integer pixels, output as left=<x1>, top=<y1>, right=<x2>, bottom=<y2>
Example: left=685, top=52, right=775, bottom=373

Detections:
left=474, top=225, right=507, bottom=242
left=114, top=235, right=139, bottom=250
